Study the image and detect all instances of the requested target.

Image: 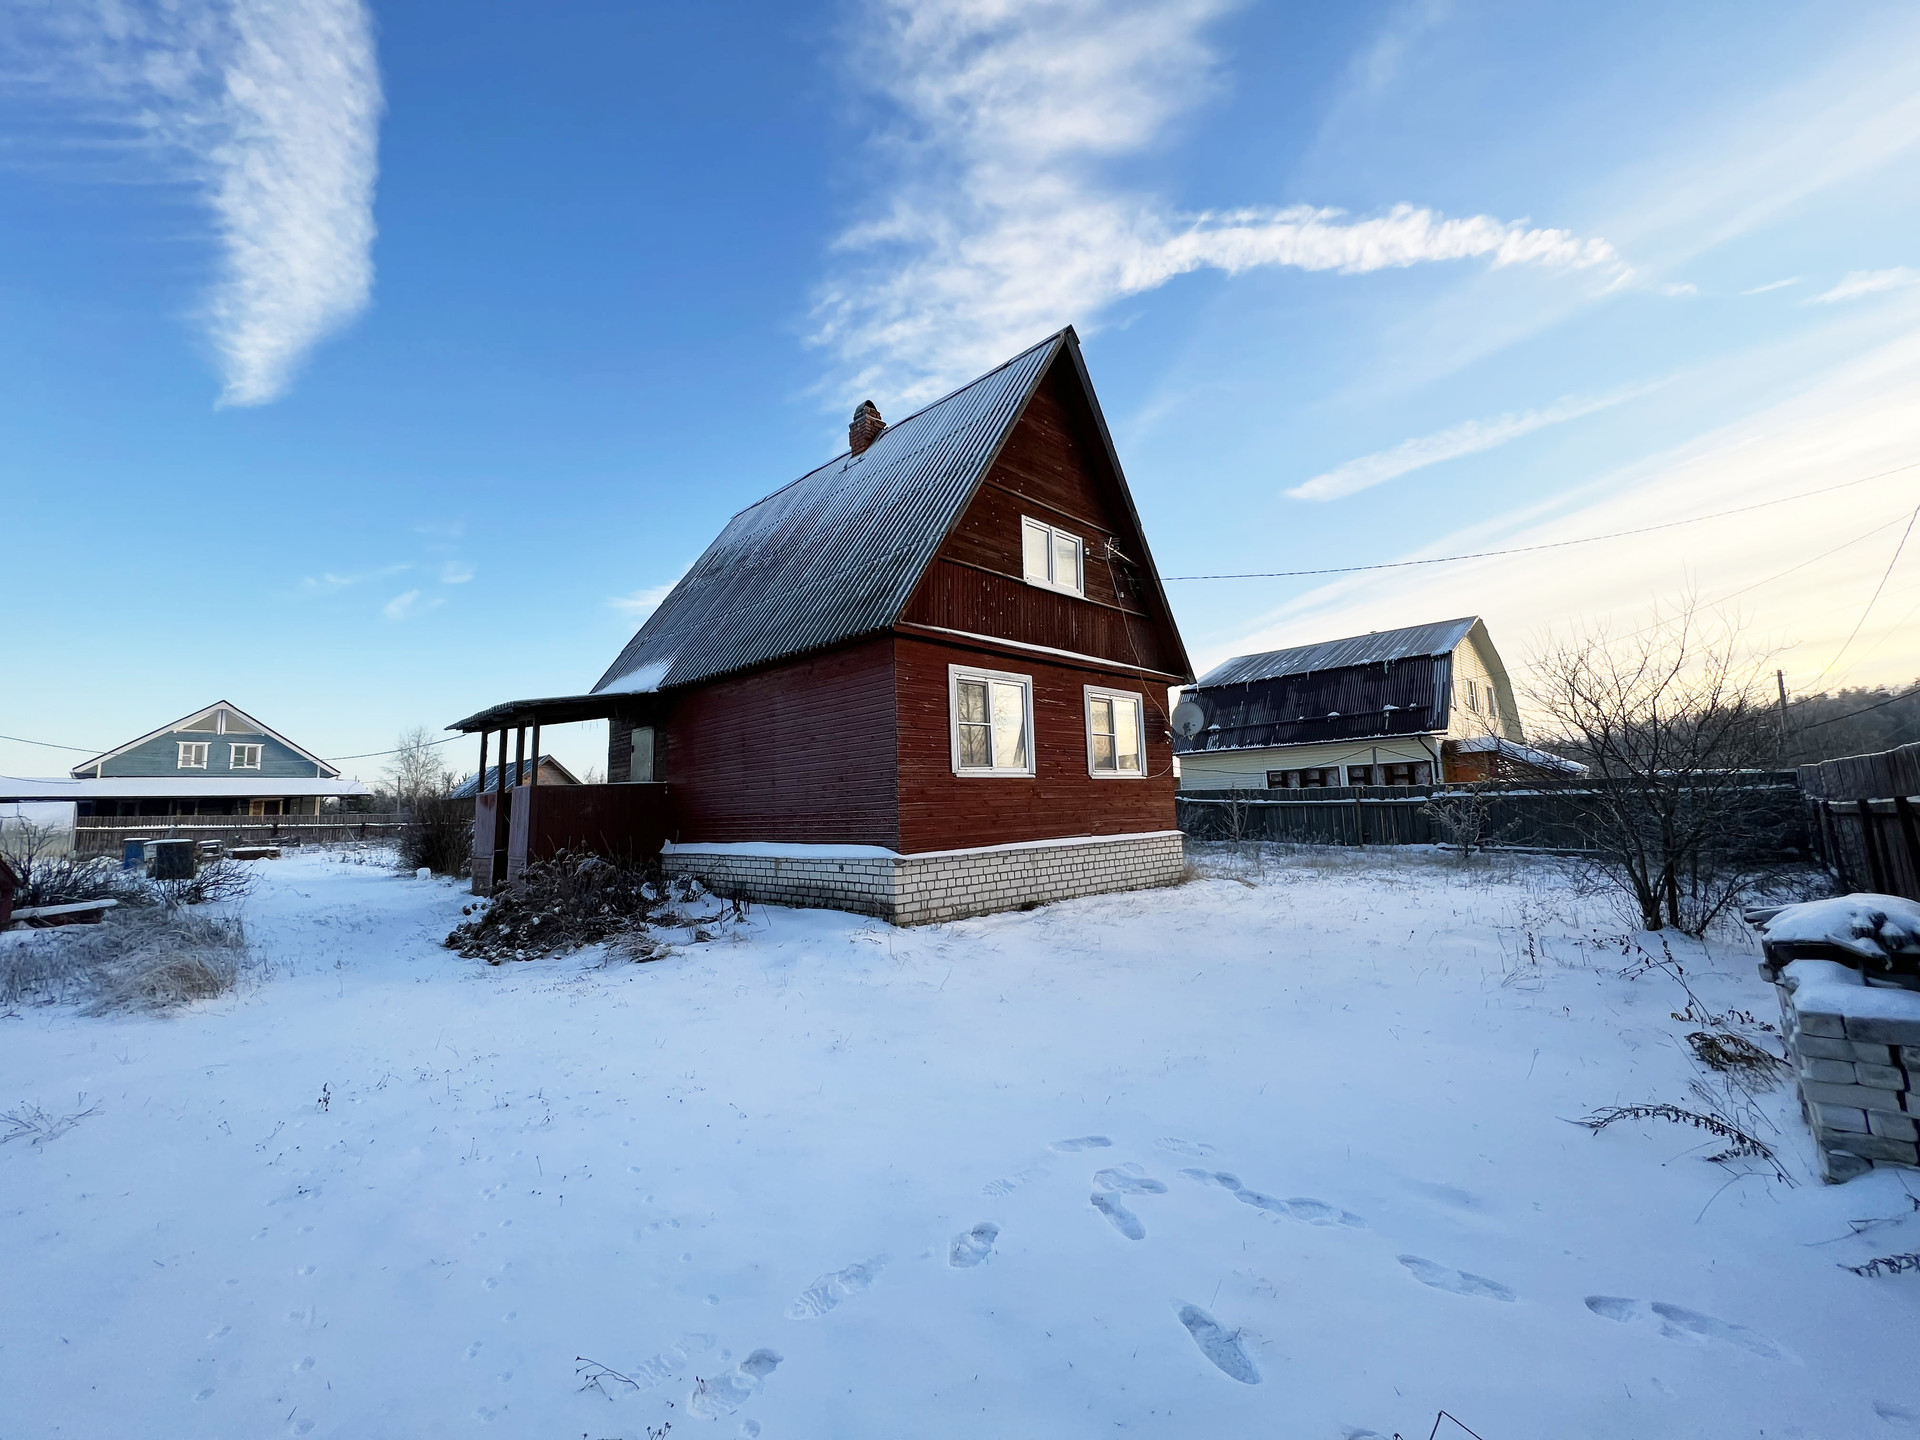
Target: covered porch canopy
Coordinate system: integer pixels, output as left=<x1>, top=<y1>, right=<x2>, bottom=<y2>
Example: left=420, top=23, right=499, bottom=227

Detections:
left=446, top=693, right=670, bottom=894
left=445, top=692, right=663, bottom=795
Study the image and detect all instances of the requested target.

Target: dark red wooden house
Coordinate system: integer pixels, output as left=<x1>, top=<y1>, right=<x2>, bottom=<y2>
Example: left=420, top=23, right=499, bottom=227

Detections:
left=452, top=328, right=1192, bottom=923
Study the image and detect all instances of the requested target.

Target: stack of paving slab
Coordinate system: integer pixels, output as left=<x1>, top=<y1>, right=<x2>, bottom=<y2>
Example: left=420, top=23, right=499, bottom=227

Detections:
left=1776, top=959, right=1920, bottom=1182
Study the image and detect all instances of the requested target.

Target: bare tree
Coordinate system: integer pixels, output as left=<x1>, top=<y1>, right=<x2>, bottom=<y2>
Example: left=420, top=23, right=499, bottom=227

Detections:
left=384, top=726, right=453, bottom=814
left=1528, top=599, right=1797, bottom=935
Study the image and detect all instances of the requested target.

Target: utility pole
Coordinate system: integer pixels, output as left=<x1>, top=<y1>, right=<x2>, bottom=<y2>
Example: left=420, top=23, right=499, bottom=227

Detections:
left=1775, top=669, right=1791, bottom=758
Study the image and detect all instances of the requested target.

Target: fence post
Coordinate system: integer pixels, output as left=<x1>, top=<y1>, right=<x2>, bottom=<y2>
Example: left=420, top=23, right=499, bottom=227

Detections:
left=1895, top=796, right=1920, bottom=900
left=1860, top=799, right=1888, bottom=893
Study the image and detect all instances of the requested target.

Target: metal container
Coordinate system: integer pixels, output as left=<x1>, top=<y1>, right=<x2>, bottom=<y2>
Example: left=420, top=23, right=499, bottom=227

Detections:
left=147, top=838, right=197, bottom=881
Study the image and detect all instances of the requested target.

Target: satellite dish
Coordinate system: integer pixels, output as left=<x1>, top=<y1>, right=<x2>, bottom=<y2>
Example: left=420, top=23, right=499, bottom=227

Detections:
left=1171, top=700, right=1205, bottom=739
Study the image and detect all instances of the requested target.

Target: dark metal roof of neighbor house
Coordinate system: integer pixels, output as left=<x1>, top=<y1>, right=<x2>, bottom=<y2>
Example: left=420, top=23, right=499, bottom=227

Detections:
left=451, top=756, right=580, bottom=798
left=1194, top=617, right=1479, bottom=688
left=591, top=331, right=1066, bottom=697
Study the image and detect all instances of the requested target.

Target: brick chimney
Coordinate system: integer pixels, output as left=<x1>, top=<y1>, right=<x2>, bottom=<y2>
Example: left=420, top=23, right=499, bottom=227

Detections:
left=848, top=400, right=885, bottom=456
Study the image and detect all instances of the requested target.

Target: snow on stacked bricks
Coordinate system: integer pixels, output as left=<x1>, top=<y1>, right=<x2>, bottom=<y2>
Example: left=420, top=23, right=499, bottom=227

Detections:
left=1777, top=959, right=1920, bottom=1180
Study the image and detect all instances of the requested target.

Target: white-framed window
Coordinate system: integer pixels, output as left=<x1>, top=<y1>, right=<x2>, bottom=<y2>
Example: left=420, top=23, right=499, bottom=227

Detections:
left=949, top=665, right=1034, bottom=777
left=177, top=741, right=209, bottom=769
left=1020, top=517, right=1084, bottom=597
left=1464, top=678, right=1479, bottom=713
left=230, top=743, right=263, bottom=771
left=1084, top=686, right=1144, bottom=777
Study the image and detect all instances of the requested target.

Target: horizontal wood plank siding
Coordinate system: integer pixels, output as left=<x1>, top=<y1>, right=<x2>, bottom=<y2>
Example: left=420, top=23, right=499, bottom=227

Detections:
left=895, top=635, right=1176, bottom=854
left=663, top=636, right=900, bottom=848
left=900, top=359, right=1185, bottom=677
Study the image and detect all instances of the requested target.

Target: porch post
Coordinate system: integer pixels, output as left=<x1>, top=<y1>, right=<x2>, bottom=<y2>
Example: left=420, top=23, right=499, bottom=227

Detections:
left=494, top=730, right=507, bottom=794
left=478, top=730, right=489, bottom=792
left=529, top=721, right=542, bottom=788
left=513, top=726, right=526, bottom=791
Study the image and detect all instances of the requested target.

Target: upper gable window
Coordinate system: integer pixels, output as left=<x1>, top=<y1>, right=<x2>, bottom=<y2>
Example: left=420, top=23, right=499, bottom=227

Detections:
left=1020, top=517, right=1084, bottom=597
left=231, top=743, right=263, bottom=771
left=177, top=742, right=209, bottom=769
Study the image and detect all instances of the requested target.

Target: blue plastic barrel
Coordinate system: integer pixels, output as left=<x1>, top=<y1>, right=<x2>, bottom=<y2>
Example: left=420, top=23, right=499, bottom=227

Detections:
left=122, top=839, right=147, bottom=872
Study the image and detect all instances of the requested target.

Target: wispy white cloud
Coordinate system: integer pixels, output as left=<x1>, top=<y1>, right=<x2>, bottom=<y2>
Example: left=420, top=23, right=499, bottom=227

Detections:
left=1287, top=389, right=1646, bottom=502
left=6, top=1, right=382, bottom=405
left=439, top=561, right=475, bottom=585
left=301, top=561, right=408, bottom=592
left=1813, top=267, right=1920, bottom=303
left=813, top=0, right=1624, bottom=403
left=381, top=588, right=442, bottom=622
left=608, top=582, right=680, bottom=619
left=1740, top=277, right=1800, bottom=295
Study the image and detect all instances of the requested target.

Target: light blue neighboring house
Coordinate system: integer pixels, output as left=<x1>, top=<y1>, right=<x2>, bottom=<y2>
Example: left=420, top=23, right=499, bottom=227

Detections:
left=0, top=701, right=370, bottom=817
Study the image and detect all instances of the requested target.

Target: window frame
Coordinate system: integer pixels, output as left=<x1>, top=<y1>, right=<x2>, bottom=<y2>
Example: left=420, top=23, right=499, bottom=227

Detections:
left=947, top=664, right=1036, bottom=778
left=230, top=743, right=263, bottom=771
left=1082, top=685, right=1146, bottom=779
left=1019, top=516, right=1086, bottom=597
left=177, top=741, right=209, bottom=770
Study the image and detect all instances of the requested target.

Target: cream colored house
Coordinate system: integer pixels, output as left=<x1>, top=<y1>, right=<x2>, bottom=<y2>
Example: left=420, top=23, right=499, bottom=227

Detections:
left=1175, top=617, right=1576, bottom=789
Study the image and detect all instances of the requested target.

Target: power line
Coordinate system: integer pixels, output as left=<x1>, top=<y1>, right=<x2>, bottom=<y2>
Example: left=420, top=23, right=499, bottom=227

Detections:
left=0, top=732, right=104, bottom=754
left=323, top=735, right=465, bottom=762
left=1161, top=461, right=1920, bottom=581
left=1806, top=500, right=1920, bottom=688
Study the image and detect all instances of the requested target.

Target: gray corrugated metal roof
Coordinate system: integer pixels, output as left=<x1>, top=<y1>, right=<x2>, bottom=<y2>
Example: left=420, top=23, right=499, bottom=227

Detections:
left=1194, top=617, right=1479, bottom=689
left=592, top=332, right=1064, bottom=696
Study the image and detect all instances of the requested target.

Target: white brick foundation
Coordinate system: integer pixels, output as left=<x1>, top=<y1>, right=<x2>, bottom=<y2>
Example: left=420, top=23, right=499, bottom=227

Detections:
left=1774, top=960, right=1920, bottom=1183
left=660, top=831, right=1186, bottom=926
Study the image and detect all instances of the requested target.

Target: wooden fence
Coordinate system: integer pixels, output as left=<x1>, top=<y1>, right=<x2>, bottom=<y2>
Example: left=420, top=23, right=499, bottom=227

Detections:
left=1178, top=776, right=1804, bottom=855
left=1799, top=743, right=1920, bottom=901
left=73, top=814, right=405, bottom=854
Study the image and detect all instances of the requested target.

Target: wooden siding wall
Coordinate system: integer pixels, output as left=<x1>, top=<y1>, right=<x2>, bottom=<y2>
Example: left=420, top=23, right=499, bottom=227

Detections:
left=663, top=636, right=901, bottom=848
left=607, top=720, right=633, bottom=784
left=894, top=635, right=1177, bottom=854
left=94, top=726, right=324, bottom=779
left=900, top=361, right=1184, bottom=677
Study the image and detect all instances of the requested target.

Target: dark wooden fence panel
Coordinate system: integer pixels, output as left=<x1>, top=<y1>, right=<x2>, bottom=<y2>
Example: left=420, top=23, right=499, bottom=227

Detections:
left=1178, top=777, right=1805, bottom=856
left=1800, top=743, right=1920, bottom=899
left=74, top=815, right=404, bottom=853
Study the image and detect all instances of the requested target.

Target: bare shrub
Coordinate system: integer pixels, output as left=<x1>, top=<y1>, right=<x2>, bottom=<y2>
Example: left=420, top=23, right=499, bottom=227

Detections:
left=1421, top=784, right=1516, bottom=859
left=401, top=793, right=474, bottom=877
left=1529, top=599, right=1799, bottom=934
left=2, top=908, right=253, bottom=1012
left=1, top=820, right=148, bottom=911
left=152, top=857, right=257, bottom=909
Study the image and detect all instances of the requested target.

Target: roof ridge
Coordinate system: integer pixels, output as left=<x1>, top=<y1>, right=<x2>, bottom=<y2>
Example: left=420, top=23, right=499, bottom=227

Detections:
left=722, top=329, right=1070, bottom=525
left=1239, top=615, right=1480, bottom=661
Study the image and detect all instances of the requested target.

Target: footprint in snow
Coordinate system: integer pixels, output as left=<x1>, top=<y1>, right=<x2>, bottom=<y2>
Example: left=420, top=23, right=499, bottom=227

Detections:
left=949, top=1223, right=1000, bottom=1268
left=1877, top=1400, right=1920, bottom=1429
left=687, top=1348, right=782, bottom=1419
left=1584, top=1297, right=1792, bottom=1360
left=1156, top=1137, right=1214, bottom=1158
left=1176, top=1304, right=1260, bottom=1384
left=786, top=1258, right=886, bottom=1319
left=1094, top=1164, right=1168, bottom=1196
left=983, top=1164, right=1048, bottom=1197
left=1181, top=1168, right=1365, bottom=1228
left=1091, top=1192, right=1146, bottom=1240
left=1050, top=1135, right=1112, bottom=1152
left=1397, top=1255, right=1516, bottom=1302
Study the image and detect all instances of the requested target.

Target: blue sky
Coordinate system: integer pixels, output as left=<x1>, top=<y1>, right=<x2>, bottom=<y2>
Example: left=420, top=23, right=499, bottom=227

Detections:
left=5, top=0, right=1920, bottom=786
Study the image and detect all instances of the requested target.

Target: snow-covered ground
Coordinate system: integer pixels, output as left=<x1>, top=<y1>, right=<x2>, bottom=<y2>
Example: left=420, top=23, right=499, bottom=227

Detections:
left=3, top=847, right=1917, bottom=1439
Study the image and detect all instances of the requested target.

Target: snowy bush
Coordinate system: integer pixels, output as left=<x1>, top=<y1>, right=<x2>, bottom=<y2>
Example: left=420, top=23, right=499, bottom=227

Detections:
left=1, top=908, right=254, bottom=1013
left=445, top=851, right=667, bottom=963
